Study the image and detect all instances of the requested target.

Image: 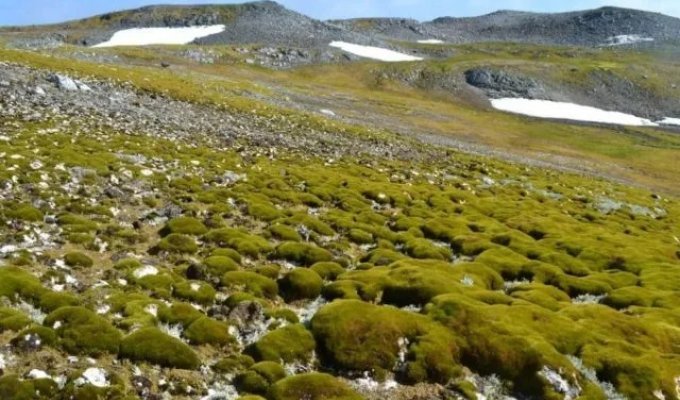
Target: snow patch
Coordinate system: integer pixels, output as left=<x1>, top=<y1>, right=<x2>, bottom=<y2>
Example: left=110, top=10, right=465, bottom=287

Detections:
left=79, top=368, right=109, bottom=388
left=417, top=39, right=444, bottom=44
left=133, top=265, right=158, bottom=279
left=93, top=25, right=226, bottom=48
left=490, top=98, right=658, bottom=127
left=329, top=41, right=423, bottom=62
left=606, top=34, right=654, bottom=46
left=659, top=117, right=680, bottom=126
left=28, top=369, right=51, bottom=380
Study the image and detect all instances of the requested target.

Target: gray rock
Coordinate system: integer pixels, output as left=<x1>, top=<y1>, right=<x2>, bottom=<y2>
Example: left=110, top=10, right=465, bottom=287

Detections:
left=465, top=68, right=546, bottom=99
left=48, top=74, right=79, bottom=91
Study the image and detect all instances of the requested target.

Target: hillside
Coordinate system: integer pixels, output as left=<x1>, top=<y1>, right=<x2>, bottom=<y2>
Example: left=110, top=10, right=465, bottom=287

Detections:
left=0, top=2, right=679, bottom=400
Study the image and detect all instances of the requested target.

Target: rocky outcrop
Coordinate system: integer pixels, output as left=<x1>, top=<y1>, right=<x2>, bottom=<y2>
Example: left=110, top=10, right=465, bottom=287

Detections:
left=464, top=68, right=547, bottom=99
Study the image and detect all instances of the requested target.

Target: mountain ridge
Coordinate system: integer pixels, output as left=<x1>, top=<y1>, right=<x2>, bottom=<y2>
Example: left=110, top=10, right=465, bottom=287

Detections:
left=3, top=1, right=680, bottom=48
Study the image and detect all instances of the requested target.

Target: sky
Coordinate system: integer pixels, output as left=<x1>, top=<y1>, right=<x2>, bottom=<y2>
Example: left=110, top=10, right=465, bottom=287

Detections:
left=0, top=0, right=679, bottom=26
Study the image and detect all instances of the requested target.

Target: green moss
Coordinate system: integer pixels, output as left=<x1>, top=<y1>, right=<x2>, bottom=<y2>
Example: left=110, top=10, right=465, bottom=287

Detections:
left=184, top=316, right=234, bottom=346
left=322, top=281, right=362, bottom=301
left=222, top=271, right=279, bottom=299
left=361, top=248, right=405, bottom=266
left=211, top=247, right=242, bottom=263
left=157, top=233, right=199, bottom=254
left=6, top=204, right=43, bottom=222
left=165, top=216, right=208, bottom=235
left=206, top=228, right=273, bottom=257
left=247, top=201, right=284, bottom=222
left=44, top=306, right=121, bottom=356
left=269, top=224, right=302, bottom=242
left=203, top=255, right=239, bottom=276
left=57, top=213, right=98, bottom=232
left=0, top=375, right=38, bottom=400
left=120, top=327, right=200, bottom=369
left=12, top=325, right=58, bottom=348
left=311, top=300, right=460, bottom=383
left=38, top=291, right=80, bottom=313
left=255, top=264, right=281, bottom=280
left=114, top=258, right=142, bottom=270
left=0, top=308, right=31, bottom=332
left=310, top=262, right=345, bottom=281
left=0, top=266, right=47, bottom=303
left=173, top=280, right=216, bottom=305
left=268, top=373, right=362, bottom=400
left=212, top=354, right=255, bottom=374
left=273, top=242, right=333, bottom=266
left=235, top=361, right=287, bottom=395
left=247, top=324, right=315, bottom=363
left=403, top=237, right=452, bottom=260
left=279, top=269, right=323, bottom=301
left=158, top=302, right=203, bottom=327
left=63, top=252, right=94, bottom=268
left=347, top=228, right=373, bottom=244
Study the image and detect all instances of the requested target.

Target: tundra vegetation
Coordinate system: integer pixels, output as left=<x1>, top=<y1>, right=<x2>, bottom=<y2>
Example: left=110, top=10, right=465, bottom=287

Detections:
left=0, top=12, right=679, bottom=400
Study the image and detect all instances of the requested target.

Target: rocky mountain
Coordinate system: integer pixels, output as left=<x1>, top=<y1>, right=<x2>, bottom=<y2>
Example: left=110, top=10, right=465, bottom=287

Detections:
left=334, top=7, right=680, bottom=46
left=6, top=2, right=680, bottom=48
left=428, top=7, right=680, bottom=46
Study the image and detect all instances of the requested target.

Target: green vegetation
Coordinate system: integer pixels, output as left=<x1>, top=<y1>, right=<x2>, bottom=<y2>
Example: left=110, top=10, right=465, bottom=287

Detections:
left=0, top=38, right=678, bottom=399
left=312, top=300, right=460, bottom=383
left=247, top=324, right=315, bottom=363
left=184, top=316, right=234, bottom=346
left=269, top=373, right=362, bottom=400
left=63, top=251, right=94, bottom=268
left=278, top=269, right=323, bottom=301
left=120, top=328, right=200, bottom=369
left=235, top=361, right=287, bottom=395
left=164, top=216, right=208, bottom=236
left=44, top=306, right=121, bottom=356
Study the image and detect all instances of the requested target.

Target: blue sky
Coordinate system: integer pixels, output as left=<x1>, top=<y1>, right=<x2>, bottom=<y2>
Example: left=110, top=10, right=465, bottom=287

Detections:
left=1, top=0, right=679, bottom=26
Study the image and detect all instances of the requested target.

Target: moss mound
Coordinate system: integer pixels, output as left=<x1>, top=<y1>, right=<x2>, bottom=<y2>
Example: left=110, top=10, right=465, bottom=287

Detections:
left=311, top=300, right=460, bottom=383
left=63, top=252, right=94, bottom=268
left=269, top=373, right=362, bottom=400
left=274, top=242, right=333, bottom=266
left=157, top=233, right=199, bottom=254
left=247, top=324, right=315, bottom=363
left=165, top=216, right=208, bottom=235
left=120, top=327, right=200, bottom=369
left=222, top=271, right=279, bottom=299
left=234, top=361, right=286, bottom=395
left=278, top=269, right=323, bottom=301
left=184, top=316, right=234, bottom=346
left=43, top=306, right=121, bottom=356
left=203, top=255, right=239, bottom=275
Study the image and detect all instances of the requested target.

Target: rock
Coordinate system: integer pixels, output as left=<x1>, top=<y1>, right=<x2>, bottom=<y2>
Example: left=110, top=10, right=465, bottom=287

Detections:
left=464, top=68, right=546, bottom=99
left=33, top=86, right=46, bottom=96
left=160, top=62, right=171, bottom=68
left=48, top=74, right=79, bottom=91
left=132, top=375, right=154, bottom=398
left=104, top=186, right=125, bottom=198
left=228, top=301, right=264, bottom=326
left=186, top=263, right=206, bottom=280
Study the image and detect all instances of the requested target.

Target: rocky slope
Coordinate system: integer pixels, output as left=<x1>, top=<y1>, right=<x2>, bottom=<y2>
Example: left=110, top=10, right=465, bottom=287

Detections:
left=6, top=2, right=680, bottom=49
left=340, top=7, right=680, bottom=46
